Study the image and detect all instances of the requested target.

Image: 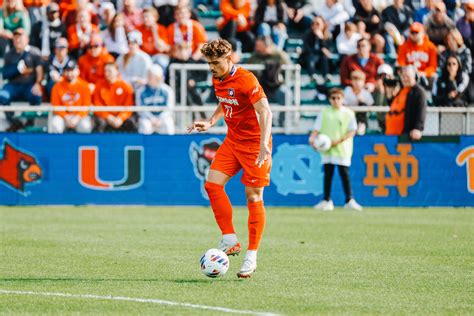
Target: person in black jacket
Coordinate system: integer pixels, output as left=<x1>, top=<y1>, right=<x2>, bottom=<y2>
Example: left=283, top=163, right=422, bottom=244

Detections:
left=385, top=65, right=426, bottom=140
left=254, top=0, right=288, bottom=49
left=433, top=54, right=470, bottom=107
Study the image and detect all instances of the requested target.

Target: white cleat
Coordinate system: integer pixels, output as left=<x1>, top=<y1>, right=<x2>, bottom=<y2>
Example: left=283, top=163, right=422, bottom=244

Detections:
left=313, top=200, right=334, bottom=211
left=237, top=258, right=257, bottom=278
left=344, top=199, right=363, bottom=211
left=218, top=239, right=242, bottom=256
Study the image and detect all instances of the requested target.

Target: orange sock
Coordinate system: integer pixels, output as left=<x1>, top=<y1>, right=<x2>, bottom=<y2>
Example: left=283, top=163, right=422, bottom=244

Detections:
left=204, top=182, right=235, bottom=234
left=247, top=200, right=266, bottom=250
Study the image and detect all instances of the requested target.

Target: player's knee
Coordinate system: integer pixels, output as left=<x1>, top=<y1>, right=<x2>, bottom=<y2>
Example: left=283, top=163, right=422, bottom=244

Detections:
left=246, top=192, right=263, bottom=203
left=204, top=181, right=223, bottom=196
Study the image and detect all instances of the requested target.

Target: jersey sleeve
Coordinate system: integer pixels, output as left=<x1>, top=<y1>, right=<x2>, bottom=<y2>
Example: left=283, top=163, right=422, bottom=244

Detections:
left=244, top=74, right=266, bottom=105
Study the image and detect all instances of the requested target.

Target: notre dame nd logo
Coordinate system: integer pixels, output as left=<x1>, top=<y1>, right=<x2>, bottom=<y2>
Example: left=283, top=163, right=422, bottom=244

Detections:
left=456, top=146, right=474, bottom=193
left=364, top=144, right=419, bottom=197
left=79, top=146, right=144, bottom=190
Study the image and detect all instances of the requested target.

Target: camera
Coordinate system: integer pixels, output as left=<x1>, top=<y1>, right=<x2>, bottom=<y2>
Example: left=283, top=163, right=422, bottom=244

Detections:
left=383, top=78, right=400, bottom=87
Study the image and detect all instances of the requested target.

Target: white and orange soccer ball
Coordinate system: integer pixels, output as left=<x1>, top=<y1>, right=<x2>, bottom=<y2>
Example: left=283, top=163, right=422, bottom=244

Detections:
left=200, top=249, right=229, bottom=278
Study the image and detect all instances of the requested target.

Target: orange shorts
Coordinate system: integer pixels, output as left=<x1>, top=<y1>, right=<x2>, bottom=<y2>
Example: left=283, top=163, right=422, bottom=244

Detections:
left=210, top=138, right=272, bottom=187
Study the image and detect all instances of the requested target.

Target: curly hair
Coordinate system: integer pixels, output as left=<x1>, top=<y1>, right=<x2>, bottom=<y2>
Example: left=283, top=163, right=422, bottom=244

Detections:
left=200, top=39, right=233, bottom=58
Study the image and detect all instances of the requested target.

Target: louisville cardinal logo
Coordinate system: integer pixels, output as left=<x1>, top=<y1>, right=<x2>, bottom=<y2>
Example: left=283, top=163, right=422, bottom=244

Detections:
left=0, top=139, right=42, bottom=194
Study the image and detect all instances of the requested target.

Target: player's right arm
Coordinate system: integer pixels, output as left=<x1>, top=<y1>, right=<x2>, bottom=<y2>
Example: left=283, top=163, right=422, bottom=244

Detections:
left=187, top=104, right=223, bottom=133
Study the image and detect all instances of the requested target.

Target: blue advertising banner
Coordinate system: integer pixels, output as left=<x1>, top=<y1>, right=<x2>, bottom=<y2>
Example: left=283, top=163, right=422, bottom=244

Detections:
left=0, top=133, right=473, bottom=206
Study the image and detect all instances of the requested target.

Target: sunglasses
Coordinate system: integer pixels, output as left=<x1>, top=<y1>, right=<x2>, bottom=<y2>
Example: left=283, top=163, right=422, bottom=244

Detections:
left=90, top=44, right=101, bottom=48
left=330, top=96, right=342, bottom=100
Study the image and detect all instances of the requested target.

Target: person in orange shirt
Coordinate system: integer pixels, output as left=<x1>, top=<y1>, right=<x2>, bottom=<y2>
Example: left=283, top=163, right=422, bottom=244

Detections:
left=137, top=7, right=170, bottom=71
left=187, top=39, right=272, bottom=279
left=217, top=0, right=255, bottom=52
left=67, top=9, right=99, bottom=58
left=397, top=22, right=438, bottom=88
left=50, top=60, right=92, bottom=133
left=92, top=62, right=137, bottom=132
left=167, top=5, right=207, bottom=62
left=78, top=33, right=115, bottom=88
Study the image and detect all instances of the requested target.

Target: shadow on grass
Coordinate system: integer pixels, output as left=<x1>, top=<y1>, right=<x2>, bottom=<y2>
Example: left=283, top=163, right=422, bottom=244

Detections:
left=0, top=277, right=243, bottom=283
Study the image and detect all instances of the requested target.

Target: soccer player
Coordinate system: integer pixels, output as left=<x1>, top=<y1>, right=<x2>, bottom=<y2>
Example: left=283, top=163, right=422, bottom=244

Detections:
left=187, top=39, right=272, bottom=278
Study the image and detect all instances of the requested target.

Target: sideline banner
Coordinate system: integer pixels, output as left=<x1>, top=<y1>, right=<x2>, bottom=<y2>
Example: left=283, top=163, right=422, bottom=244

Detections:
left=0, top=133, right=473, bottom=206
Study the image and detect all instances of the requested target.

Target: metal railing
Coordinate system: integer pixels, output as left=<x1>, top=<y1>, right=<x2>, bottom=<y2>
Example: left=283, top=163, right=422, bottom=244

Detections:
left=0, top=104, right=473, bottom=135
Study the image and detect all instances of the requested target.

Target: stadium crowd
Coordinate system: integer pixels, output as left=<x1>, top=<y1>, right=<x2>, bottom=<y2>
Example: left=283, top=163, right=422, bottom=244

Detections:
left=0, top=0, right=473, bottom=133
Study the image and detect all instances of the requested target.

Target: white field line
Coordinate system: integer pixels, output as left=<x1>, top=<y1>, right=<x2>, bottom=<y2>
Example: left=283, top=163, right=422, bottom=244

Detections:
left=0, top=289, right=279, bottom=316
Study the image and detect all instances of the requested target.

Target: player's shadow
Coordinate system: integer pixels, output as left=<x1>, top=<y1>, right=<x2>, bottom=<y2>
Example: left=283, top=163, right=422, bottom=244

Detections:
left=0, top=277, right=243, bottom=283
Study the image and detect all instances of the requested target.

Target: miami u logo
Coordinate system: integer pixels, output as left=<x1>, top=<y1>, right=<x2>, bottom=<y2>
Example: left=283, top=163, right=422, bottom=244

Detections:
left=79, top=146, right=144, bottom=190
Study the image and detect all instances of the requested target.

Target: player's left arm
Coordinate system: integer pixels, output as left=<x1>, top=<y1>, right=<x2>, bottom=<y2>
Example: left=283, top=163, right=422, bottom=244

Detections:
left=253, top=97, right=272, bottom=168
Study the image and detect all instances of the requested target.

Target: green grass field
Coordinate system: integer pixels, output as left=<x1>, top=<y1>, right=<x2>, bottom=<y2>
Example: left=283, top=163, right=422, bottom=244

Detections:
left=1, top=206, right=473, bottom=315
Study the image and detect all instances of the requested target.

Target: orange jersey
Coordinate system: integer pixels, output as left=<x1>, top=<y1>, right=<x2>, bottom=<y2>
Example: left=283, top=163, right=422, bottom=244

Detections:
left=397, top=36, right=438, bottom=77
left=167, top=20, right=207, bottom=54
left=67, top=24, right=100, bottom=50
left=137, top=24, right=169, bottom=56
left=50, top=77, right=92, bottom=117
left=77, top=49, right=115, bottom=84
left=212, top=66, right=267, bottom=145
left=219, top=0, right=252, bottom=32
left=92, top=78, right=134, bottom=121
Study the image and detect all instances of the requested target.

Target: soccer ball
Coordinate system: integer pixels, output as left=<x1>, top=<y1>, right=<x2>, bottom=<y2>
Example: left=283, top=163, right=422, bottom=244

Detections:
left=200, top=249, right=229, bottom=278
left=313, top=134, right=332, bottom=152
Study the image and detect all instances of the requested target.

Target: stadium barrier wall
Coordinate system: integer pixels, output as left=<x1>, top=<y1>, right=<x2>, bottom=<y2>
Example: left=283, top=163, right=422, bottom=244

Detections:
left=0, top=133, right=473, bottom=207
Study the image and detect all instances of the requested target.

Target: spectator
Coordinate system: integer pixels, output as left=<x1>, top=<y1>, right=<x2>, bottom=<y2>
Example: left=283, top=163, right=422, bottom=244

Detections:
left=308, top=88, right=362, bottom=211
left=336, top=21, right=362, bottom=56
left=154, top=0, right=200, bottom=27
left=381, top=0, right=413, bottom=35
left=168, top=5, right=207, bottom=62
left=353, top=0, right=383, bottom=35
left=456, top=2, right=474, bottom=102
left=102, top=12, right=129, bottom=58
left=385, top=65, right=426, bottom=140
left=30, top=2, right=67, bottom=59
left=340, top=38, right=384, bottom=91
left=0, top=28, right=43, bottom=131
left=45, top=37, right=72, bottom=97
left=397, top=22, right=438, bottom=88
left=247, top=35, right=291, bottom=126
left=62, top=0, right=100, bottom=28
left=78, top=33, right=115, bottom=87
left=0, top=0, right=30, bottom=56
left=116, top=31, right=152, bottom=91
left=92, top=62, right=137, bottom=132
left=439, top=29, right=472, bottom=77
left=432, top=54, right=470, bottom=106
left=98, top=2, right=116, bottom=31
left=23, top=0, right=48, bottom=26
left=414, top=0, right=436, bottom=24
left=50, top=60, right=93, bottom=133
left=424, top=1, right=456, bottom=49
left=122, top=0, right=143, bottom=32
left=137, top=7, right=170, bottom=71
left=136, top=64, right=175, bottom=134
left=343, top=70, right=374, bottom=135
left=372, top=63, right=395, bottom=132
left=284, top=0, right=313, bottom=32
left=298, top=15, right=332, bottom=83
left=253, top=0, right=288, bottom=50
left=217, top=0, right=255, bottom=53
left=320, top=0, right=350, bottom=35
left=67, top=9, right=100, bottom=58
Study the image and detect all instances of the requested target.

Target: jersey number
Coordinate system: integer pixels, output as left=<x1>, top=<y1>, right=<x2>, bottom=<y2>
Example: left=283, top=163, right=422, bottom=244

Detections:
left=223, top=104, right=233, bottom=118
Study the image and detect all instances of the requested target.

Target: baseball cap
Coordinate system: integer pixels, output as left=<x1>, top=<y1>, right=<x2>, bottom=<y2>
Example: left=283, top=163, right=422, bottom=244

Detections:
left=64, top=60, right=78, bottom=70
left=377, top=64, right=394, bottom=76
left=410, top=22, right=424, bottom=33
left=47, top=2, right=59, bottom=13
left=127, top=31, right=143, bottom=45
left=55, top=37, right=69, bottom=49
left=148, top=64, right=163, bottom=78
